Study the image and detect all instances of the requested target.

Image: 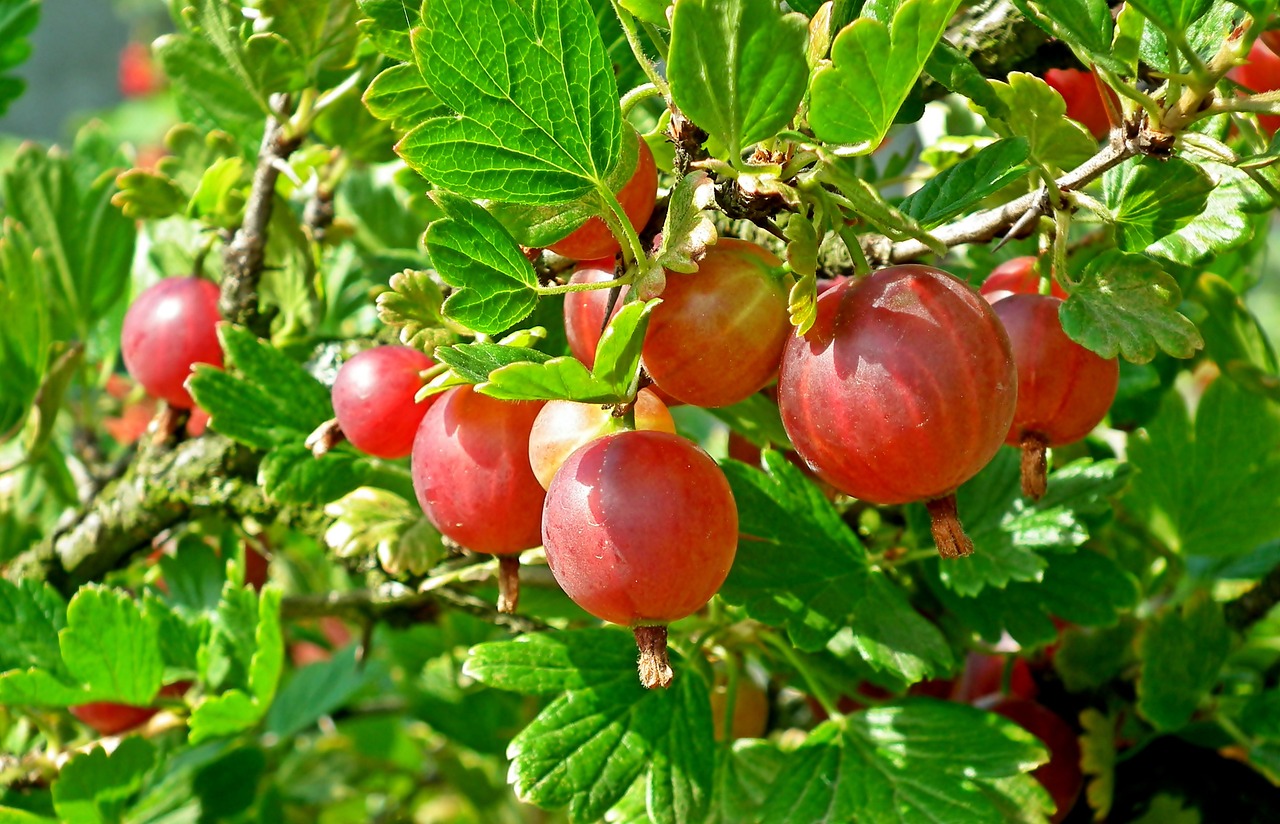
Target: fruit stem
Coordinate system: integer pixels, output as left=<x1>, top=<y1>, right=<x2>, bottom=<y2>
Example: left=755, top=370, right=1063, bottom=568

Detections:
left=634, top=625, right=674, bottom=689
left=1020, top=432, right=1049, bottom=501
left=497, top=556, right=521, bottom=615
left=925, top=494, right=974, bottom=559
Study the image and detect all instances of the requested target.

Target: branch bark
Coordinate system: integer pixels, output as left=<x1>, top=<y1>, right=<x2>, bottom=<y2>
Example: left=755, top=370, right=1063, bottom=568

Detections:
left=219, top=93, right=304, bottom=337
left=5, top=435, right=269, bottom=594
left=1226, top=565, right=1280, bottom=630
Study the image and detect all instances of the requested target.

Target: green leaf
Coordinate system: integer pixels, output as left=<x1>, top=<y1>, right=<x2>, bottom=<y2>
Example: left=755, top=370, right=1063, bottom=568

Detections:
left=809, top=0, right=962, bottom=148
left=357, top=0, right=416, bottom=61
left=655, top=171, right=718, bottom=274
left=188, top=324, right=332, bottom=450
left=375, top=269, right=456, bottom=353
left=1079, top=709, right=1119, bottom=820
left=363, top=63, right=446, bottom=133
left=619, top=0, right=670, bottom=26
left=1125, top=0, right=1214, bottom=32
left=156, top=539, right=227, bottom=614
left=899, top=138, right=1031, bottom=229
left=931, top=549, right=1141, bottom=647
left=939, top=450, right=1130, bottom=596
left=425, top=193, right=540, bottom=335
left=0, top=220, right=52, bottom=440
left=762, top=702, right=1049, bottom=823
left=260, top=444, right=383, bottom=505
left=1191, top=273, right=1280, bottom=398
left=265, top=645, right=373, bottom=738
left=432, top=340, right=552, bottom=387
left=1127, top=380, right=1280, bottom=557
left=190, top=589, right=283, bottom=744
left=1147, top=160, right=1272, bottom=266
left=720, top=453, right=952, bottom=680
left=0, top=2, right=38, bottom=112
left=1103, top=157, right=1214, bottom=253
left=1010, top=0, right=1122, bottom=72
left=977, top=72, right=1098, bottom=170
left=1059, top=251, right=1203, bottom=363
left=820, top=153, right=945, bottom=254
left=0, top=579, right=67, bottom=674
left=111, top=169, right=188, bottom=220
left=401, top=0, right=620, bottom=203
left=466, top=630, right=714, bottom=824
left=1137, top=595, right=1230, bottom=730
left=255, top=0, right=359, bottom=77
left=60, top=586, right=164, bottom=705
left=667, top=0, right=809, bottom=158
left=923, top=40, right=1010, bottom=118
left=480, top=356, right=613, bottom=402
left=0, top=134, right=136, bottom=339
left=590, top=299, right=660, bottom=395
left=188, top=156, right=249, bottom=227
left=1053, top=622, right=1137, bottom=692
left=52, top=738, right=156, bottom=824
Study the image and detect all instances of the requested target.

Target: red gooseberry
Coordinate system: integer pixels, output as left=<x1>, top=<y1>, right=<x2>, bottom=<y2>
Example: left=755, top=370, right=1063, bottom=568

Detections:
left=332, top=345, right=437, bottom=459
left=990, top=698, right=1084, bottom=824
left=121, top=277, right=224, bottom=409
left=527, top=387, right=675, bottom=490
left=547, top=132, right=657, bottom=261
left=1043, top=68, right=1115, bottom=140
left=991, top=294, right=1119, bottom=499
left=778, top=265, right=1017, bottom=558
left=542, top=430, right=738, bottom=687
left=411, top=386, right=546, bottom=613
left=70, top=681, right=193, bottom=736
left=1229, top=40, right=1280, bottom=136
left=979, top=257, right=1068, bottom=303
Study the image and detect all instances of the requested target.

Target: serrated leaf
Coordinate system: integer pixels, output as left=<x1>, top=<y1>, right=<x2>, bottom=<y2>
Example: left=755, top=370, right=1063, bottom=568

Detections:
left=0, top=219, right=52, bottom=440
left=356, top=0, right=415, bottom=62
left=668, top=0, right=809, bottom=158
left=425, top=193, right=540, bottom=334
left=809, top=0, right=962, bottom=148
left=0, top=579, right=66, bottom=674
left=466, top=630, right=715, bottom=824
left=431, top=340, right=552, bottom=390
left=401, top=0, right=620, bottom=203
left=375, top=269, right=455, bottom=352
left=1148, top=160, right=1272, bottom=266
left=0, top=1, right=37, bottom=117
left=1126, top=0, right=1214, bottom=32
left=977, top=72, right=1098, bottom=170
left=52, top=738, right=156, bottom=824
left=1191, top=272, right=1280, bottom=399
left=1137, top=594, right=1230, bottom=730
left=156, top=539, right=227, bottom=614
left=821, top=153, right=945, bottom=253
left=763, top=702, right=1049, bottom=823
left=265, top=645, right=373, bottom=739
left=153, top=18, right=265, bottom=142
left=255, top=0, right=359, bottom=77
left=1103, top=156, right=1214, bottom=253
left=111, top=169, right=188, bottom=220
left=931, top=549, right=1140, bottom=647
left=720, top=453, right=952, bottom=680
left=655, top=171, right=718, bottom=274
left=188, top=156, right=248, bottom=227
left=260, top=443, right=382, bottom=505
left=939, top=450, right=1130, bottom=596
left=591, top=299, right=660, bottom=396
left=362, top=63, right=447, bottom=132
left=1059, top=252, right=1203, bottom=363
left=190, top=589, right=283, bottom=744
left=899, top=137, right=1031, bottom=229
left=480, top=356, right=614, bottom=402
left=1079, top=708, right=1118, bottom=820
left=1127, top=380, right=1280, bottom=557
left=1010, top=0, right=1123, bottom=73
left=188, top=325, right=332, bottom=449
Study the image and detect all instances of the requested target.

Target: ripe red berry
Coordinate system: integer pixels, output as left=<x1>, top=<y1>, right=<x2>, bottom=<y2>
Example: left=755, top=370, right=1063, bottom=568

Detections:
left=70, top=681, right=192, bottom=736
left=643, top=239, right=791, bottom=407
left=542, top=430, right=737, bottom=687
left=979, top=257, right=1067, bottom=303
left=121, top=277, right=223, bottom=409
left=1229, top=40, right=1280, bottom=136
left=547, top=134, right=657, bottom=261
left=528, top=387, right=675, bottom=490
left=563, top=257, right=623, bottom=369
left=1043, top=68, right=1113, bottom=140
left=990, top=698, right=1083, bottom=824
left=777, top=265, right=1017, bottom=558
left=991, top=294, right=1119, bottom=499
left=411, top=386, right=546, bottom=612
left=332, top=346, right=436, bottom=459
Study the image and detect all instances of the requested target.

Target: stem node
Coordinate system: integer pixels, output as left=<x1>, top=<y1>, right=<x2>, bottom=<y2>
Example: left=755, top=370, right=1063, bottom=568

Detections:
left=926, top=494, right=974, bottom=559
left=634, top=625, right=673, bottom=689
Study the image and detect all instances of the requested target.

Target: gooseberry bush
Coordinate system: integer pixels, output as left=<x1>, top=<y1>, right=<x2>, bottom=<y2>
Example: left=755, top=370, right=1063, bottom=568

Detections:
left=6, top=0, right=1280, bottom=820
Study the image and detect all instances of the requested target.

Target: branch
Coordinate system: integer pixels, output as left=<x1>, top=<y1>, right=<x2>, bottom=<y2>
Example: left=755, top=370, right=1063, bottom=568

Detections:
left=219, top=93, right=305, bottom=337
left=1225, top=564, right=1280, bottom=630
left=4, top=435, right=270, bottom=594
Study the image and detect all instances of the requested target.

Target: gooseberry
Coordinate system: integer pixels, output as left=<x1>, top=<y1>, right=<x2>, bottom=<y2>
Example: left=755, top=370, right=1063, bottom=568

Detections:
left=992, top=294, right=1119, bottom=499
left=1043, top=68, right=1114, bottom=140
left=70, top=681, right=192, bottom=736
left=979, top=257, right=1067, bottom=303
left=411, top=386, right=545, bottom=612
left=542, top=430, right=738, bottom=687
left=121, top=277, right=224, bottom=409
left=547, top=132, right=657, bottom=261
left=528, top=387, right=676, bottom=489
left=990, top=698, right=1084, bottom=824
left=1230, top=40, right=1280, bottom=136
left=777, top=265, right=1017, bottom=558
left=332, top=345, right=436, bottom=459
